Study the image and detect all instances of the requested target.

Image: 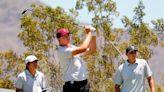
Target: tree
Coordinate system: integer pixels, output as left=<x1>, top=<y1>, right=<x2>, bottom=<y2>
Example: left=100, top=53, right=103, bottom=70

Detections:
left=0, top=50, right=23, bottom=89
left=0, top=1, right=163, bottom=91
left=152, top=18, right=164, bottom=46
left=122, top=1, right=158, bottom=60
left=75, top=0, right=127, bottom=92
left=18, top=4, right=81, bottom=92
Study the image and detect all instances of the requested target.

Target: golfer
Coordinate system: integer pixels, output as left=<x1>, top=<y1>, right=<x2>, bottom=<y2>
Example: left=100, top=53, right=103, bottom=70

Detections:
left=114, top=46, right=155, bottom=92
left=56, top=26, right=96, bottom=92
left=15, top=55, right=47, bottom=92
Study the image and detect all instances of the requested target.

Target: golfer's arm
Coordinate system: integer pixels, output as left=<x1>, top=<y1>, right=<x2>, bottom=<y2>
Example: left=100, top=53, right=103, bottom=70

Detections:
left=147, top=76, right=155, bottom=92
left=115, top=84, right=121, bottom=92
left=72, top=32, right=92, bottom=55
left=16, top=88, right=23, bottom=92
left=83, top=36, right=96, bottom=55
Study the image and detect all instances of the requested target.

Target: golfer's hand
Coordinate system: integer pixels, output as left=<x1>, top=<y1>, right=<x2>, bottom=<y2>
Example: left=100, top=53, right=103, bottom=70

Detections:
left=84, top=25, right=92, bottom=34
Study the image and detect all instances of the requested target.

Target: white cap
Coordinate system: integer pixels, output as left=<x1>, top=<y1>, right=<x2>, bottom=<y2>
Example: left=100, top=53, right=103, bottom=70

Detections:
left=25, top=55, right=38, bottom=64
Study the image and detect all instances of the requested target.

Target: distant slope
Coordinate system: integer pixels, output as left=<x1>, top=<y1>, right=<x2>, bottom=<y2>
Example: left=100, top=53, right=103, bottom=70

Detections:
left=0, top=0, right=40, bottom=54
left=149, top=46, right=164, bottom=83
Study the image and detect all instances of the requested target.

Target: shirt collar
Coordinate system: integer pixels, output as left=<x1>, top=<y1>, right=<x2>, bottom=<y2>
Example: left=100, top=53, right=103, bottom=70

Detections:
left=59, top=44, right=76, bottom=47
left=25, top=69, right=39, bottom=78
left=125, top=58, right=139, bottom=66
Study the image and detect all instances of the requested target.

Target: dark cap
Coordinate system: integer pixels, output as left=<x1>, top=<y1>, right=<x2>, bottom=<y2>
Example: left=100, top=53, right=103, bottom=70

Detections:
left=126, top=46, right=138, bottom=54
left=56, top=28, right=70, bottom=38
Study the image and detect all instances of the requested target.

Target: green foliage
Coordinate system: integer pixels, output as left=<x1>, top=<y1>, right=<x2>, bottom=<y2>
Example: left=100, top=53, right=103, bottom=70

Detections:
left=75, top=0, right=123, bottom=92
left=19, top=4, right=81, bottom=52
left=18, top=4, right=81, bottom=91
left=0, top=63, right=2, bottom=75
left=76, top=0, right=118, bottom=28
left=122, top=1, right=158, bottom=60
left=152, top=18, right=164, bottom=34
left=133, top=1, right=145, bottom=24
left=0, top=76, right=14, bottom=89
left=0, top=50, right=23, bottom=89
left=152, top=18, right=164, bottom=46
left=0, top=50, right=24, bottom=75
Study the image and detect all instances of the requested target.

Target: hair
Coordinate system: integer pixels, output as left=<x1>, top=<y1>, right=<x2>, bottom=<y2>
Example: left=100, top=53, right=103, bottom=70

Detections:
left=25, top=62, right=30, bottom=70
left=56, top=33, right=61, bottom=38
left=26, top=65, right=29, bottom=70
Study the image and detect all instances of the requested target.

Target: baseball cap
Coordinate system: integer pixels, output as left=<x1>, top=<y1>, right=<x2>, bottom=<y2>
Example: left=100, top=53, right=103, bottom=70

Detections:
left=56, top=28, right=70, bottom=38
left=25, top=55, right=38, bottom=64
left=126, top=46, right=138, bottom=54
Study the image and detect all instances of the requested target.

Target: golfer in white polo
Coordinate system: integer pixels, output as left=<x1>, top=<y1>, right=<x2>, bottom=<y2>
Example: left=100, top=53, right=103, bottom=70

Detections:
left=15, top=55, right=47, bottom=92
left=114, top=46, right=155, bottom=92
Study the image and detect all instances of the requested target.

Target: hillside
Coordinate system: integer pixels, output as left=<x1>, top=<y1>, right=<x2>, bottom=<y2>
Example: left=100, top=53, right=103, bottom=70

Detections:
left=0, top=0, right=40, bottom=54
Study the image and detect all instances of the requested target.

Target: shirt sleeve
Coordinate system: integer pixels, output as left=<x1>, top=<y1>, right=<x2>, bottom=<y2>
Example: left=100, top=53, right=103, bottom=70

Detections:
left=114, top=68, right=123, bottom=85
left=144, top=61, right=153, bottom=78
left=15, top=75, right=23, bottom=89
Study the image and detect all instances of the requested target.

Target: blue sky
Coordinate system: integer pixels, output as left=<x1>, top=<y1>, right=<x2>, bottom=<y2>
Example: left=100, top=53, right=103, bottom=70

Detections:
left=39, top=0, right=164, bottom=28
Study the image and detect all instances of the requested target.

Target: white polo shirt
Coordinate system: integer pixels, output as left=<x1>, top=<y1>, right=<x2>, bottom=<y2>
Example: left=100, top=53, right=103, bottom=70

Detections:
left=114, top=58, right=152, bottom=92
left=15, top=70, right=47, bottom=92
left=57, top=45, right=88, bottom=82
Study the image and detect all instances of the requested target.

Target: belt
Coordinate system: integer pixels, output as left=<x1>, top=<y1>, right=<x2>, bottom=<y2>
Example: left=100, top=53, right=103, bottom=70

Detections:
left=65, top=79, right=88, bottom=85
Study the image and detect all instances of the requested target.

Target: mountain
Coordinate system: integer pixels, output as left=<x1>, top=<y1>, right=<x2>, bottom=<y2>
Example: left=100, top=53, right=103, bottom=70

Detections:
left=0, top=0, right=164, bottom=85
left=0, top=0, right=41, bottom=54
left=149, top=46, right=164, bottom=83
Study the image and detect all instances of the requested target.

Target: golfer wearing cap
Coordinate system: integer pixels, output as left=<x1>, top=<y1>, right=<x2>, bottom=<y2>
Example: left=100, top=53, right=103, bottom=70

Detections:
left=15, top=55, right=47, bottom=92
left=56, top=26, right=96, bottom=92
left=114, top=46, right=155, bottom=92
